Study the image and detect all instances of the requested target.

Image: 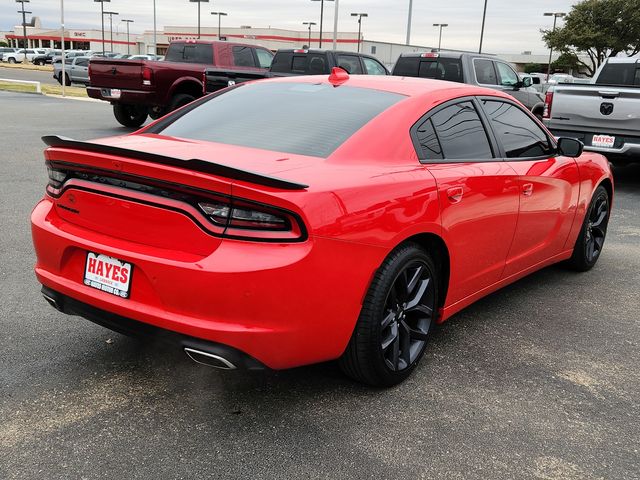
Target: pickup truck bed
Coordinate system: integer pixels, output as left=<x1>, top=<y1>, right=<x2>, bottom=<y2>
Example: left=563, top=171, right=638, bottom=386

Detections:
left=543, top=58, right=640, bottom=163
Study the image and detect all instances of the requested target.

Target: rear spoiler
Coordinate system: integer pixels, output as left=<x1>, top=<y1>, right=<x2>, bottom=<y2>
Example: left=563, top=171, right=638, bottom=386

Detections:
left=42, top=135, right=309, bottom=191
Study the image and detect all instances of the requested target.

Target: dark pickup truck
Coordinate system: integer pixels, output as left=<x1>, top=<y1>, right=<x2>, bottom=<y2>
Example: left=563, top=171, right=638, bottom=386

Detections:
left=204, top=49, right=389, bottom=93
left=87, top=40, right=274, bottom=127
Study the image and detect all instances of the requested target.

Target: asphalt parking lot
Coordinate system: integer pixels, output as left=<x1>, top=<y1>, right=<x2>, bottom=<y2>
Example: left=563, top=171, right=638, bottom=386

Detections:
left=0, top=91, right=638, bottom=480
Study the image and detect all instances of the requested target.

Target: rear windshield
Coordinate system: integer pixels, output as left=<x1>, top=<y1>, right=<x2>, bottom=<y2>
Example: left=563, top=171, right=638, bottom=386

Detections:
left=154, top=82, right=405, bottom=158
left=165, top=43, right=213, bottom=64
left=596, top=63, right=640, bottom=86
left=271, top=52, right=328, bottom=74
left=393, top=57, right=463, bottom=82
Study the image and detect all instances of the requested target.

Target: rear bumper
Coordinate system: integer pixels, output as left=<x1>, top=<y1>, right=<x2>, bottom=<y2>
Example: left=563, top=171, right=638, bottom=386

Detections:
left=545, top=124, right=640, bottom=159
left=86, top=86, right=155, bottom=105
left=31, top=198, right=383, bottom=370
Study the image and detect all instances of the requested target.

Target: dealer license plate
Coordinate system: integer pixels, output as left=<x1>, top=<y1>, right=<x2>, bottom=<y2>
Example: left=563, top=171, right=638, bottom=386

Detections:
left=102, top=88, right=121, bottom=99
left=83, top=252, right=132, bottom=299
left=592, top=135, right=615, bottom=148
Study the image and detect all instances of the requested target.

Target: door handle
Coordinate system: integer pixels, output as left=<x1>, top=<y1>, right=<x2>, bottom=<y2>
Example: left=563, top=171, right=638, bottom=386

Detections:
left=446, top=187, right=464, bottom=203
left=522, top=183, right=534, bottom=197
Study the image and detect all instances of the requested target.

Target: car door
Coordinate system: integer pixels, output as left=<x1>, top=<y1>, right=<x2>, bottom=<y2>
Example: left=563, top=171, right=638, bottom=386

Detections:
left=479, top=98, right=580, bottom=276
left=412, top=99, right=520, bottom=304
left=73, top=58, right=90, bottom=83
left=362, top=56, right=389, bottom=75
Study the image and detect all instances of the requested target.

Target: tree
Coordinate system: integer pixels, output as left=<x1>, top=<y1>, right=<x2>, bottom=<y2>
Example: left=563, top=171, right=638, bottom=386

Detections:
left=551, top=53, right=589, bottom=75
left=542, top=0, right=640, bottom=76
left=0, top=41, right=8, bottom=47
left=523, top=63, right=545, bottom=74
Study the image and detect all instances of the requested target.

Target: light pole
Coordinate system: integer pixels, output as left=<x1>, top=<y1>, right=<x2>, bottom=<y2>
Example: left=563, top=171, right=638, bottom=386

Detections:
left=332, top=0, right=339, bottom=50
left=16, top=0, right=30, bottom=50
left=310, top=0, right=335, bottom=49
left=152, top=0, right=157, bottom=55
left=122, top=19, right=134, bottom=55
left=433, top=23, right=448, bottom=51
left=190, top=0, right=210, bottom=39
left=406, top=0, right=413, bottom=45
left=350, top=13, right=368, bottom=53
left=479, top=0, right=488, bottom=53
left=94, top=0, right=110, bottom=54
left=211, top=12, right=227, bottom=40
left=103, top=11, right=118, bottom=53
left=61, top=0, right=65, bottom=96
left=544, top=12, right=566, bottom=81
left=303, top=21, right=316, bottom=48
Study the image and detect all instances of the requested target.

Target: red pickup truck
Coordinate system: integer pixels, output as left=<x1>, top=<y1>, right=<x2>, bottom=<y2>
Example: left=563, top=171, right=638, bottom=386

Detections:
left=87, top=40, right=274, bottom=127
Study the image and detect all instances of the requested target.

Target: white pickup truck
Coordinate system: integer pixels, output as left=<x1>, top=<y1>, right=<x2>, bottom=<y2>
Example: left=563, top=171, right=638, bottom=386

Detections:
left=543, top=57, right=640, bottom=164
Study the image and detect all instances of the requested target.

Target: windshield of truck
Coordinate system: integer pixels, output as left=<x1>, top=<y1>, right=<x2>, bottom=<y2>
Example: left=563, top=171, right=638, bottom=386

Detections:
left=596, top=63, right=640, bottom=86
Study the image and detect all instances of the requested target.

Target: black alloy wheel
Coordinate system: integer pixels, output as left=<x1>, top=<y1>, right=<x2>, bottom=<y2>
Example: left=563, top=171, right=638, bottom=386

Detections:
left=380, top=261, right=435, bottom=372
left=567, top=185, right=610, bottom=271
left=340, top=243, right=439, bottom=387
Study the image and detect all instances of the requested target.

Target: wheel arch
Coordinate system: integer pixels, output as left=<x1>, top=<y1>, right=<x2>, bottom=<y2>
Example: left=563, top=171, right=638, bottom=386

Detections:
left=169, top=78, right=203, bottom=100
left=598, top=177, right=613, bottom=206
left=396, top=232, right=451, bottom=319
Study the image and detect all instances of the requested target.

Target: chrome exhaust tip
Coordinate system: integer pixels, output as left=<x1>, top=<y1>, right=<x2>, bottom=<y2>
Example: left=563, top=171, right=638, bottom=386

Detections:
left=42, top=292, right=62, bottom=311
left=184, top=347, right=237, bottom=370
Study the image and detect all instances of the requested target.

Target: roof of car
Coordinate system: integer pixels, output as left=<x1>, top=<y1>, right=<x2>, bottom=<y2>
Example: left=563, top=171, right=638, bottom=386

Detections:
left=258, top=73, right=514, bottom=100
left=398, top=51, right=496, bottom=61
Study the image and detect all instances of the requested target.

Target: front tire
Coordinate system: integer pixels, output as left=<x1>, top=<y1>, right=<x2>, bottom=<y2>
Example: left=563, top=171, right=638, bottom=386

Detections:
left=8, top=58, right=16, bottom=64
left=566, top=185, right=610, bottom=271
left=339, top=243, right=438, bottom=387
left=113, top=104, right=148, bottom=128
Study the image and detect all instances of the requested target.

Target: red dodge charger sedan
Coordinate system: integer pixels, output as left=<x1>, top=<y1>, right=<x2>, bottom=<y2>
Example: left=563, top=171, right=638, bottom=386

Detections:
left=32, top=70, right=613, bottom=386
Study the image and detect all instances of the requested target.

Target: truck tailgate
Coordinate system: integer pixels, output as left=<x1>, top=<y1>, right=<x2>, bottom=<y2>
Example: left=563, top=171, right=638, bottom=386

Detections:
left=550, top=85, right=640, bottom=136
left=89, top=59, right=146, bottom=89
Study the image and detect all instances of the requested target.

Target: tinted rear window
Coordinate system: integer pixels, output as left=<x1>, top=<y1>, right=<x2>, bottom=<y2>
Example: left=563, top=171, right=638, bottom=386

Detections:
left=155, top=83, right=404, bottom=158
left=394, top=56, right=462, bottom=82
left=271, top=52, right=328, bottom=74
left=596, top=63, right=640, bottom=86
left=165, top=43, right=213, bottom=64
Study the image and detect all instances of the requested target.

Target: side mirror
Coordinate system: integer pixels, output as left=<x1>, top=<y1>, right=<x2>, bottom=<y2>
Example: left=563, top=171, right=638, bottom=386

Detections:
left=557, top=137, right=584, bottom=158
left=513, top=81, right=523, bottom=91
left=522, top=76, right=533, bottom=88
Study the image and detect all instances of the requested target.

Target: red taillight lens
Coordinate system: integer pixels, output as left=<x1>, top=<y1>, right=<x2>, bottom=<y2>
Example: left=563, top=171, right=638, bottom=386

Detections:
left=142, top=66, right=153, bottom=86
left=543, top=91, right=553, bottom=119
left=421, top=52, right=439, bottom=58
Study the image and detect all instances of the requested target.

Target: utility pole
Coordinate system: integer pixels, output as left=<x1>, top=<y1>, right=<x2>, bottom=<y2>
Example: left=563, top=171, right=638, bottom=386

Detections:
left=406, top=0, right=413, bottom=45
left=311, top=0, right=335, bottom=49
left=122, top=19, right=134, bottom=55
left=16, top=0, right=30, bottom=50
left=479, top=0, right=488, bottom=53
left=544, top=12, right=566, bottom=82
left=303, top=21, right=316, bottom=48
left=94, top=0, right=110, bottom=54
left=350, top=13, right=368, bottom=53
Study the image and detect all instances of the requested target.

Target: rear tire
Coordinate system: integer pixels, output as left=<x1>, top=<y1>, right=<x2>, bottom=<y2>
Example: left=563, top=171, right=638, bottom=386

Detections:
left=169, top=93, right=196, bottom=112
left=339, top=243, right=438, bottom=387
left=566, top=185, right=610, bottom=272
left=8, top=58, right=16, bottom=64
left=113, top=104, right=148, bottom=128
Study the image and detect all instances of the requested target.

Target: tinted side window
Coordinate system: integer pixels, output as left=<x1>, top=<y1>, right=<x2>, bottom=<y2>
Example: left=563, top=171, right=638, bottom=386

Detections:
left=482, top=100, right=553, bottom=158
left=362, top=57, right=387, bottom=75
left=271, top=52, right=293, bottom=72
left=415, top=118, right=443, bottom=160
left=474, top=59, right=497, bottom=85
left=75, top=58, right=89, bottom=67
left=233, top=46, right=256, bottom=67
left=255, top=49, right=274, bottom=68
left=393, top=57, right=419, bottom=76
left=431, top=102, right=493, bottom=160
left=336, top=55, right=363, bottom=74
left=495, top=62, right=519, bottom=86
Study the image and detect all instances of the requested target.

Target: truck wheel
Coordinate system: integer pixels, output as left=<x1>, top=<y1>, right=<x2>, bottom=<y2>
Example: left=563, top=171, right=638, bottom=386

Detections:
left=169, top=93, right=196, bottom=112
left=113, top=104, right=148, bottom=128
left=64, top=74, right=72, bottom=87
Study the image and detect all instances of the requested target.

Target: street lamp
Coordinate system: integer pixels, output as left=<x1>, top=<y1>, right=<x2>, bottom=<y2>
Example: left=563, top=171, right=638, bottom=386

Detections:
left=544, top=12, right=566, bottom=81
left=310, top=0, right=335, bottom=49
left=94, top=0, right=110, bottom=54
left=350, top=13, right=368, bottom=53
left=122, top=19, right=134, bottom=55
left=103, top=11, right=118, bottom=53
left=16, top=0, right=30, bottom=50
left=406, top=0, right=413, bottom=45
left=211, top=12, right=227, bottom=40
left=479, top=0, right=488, bottom=53
left=302, top=21, right=316, bottom=48
left=433, top=23, right=448, bottom=51
left=190, top=0, right=210, bottom=39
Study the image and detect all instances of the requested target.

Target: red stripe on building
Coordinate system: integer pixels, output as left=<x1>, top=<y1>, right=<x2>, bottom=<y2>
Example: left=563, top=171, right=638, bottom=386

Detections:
left=6, top=34, right=136, bottom=46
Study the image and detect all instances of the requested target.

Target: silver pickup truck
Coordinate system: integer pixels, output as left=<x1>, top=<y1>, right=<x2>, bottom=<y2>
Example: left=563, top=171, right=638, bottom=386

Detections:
left=543, top=57, right=640, bottom=164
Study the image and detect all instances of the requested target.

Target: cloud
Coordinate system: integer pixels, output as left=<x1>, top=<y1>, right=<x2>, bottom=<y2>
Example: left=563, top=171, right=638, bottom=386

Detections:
left=0, top=0, right=575, bottom=54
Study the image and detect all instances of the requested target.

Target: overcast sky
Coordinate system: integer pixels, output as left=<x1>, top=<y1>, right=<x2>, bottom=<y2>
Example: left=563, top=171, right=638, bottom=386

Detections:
left=1, top=1, right=576, bottom=54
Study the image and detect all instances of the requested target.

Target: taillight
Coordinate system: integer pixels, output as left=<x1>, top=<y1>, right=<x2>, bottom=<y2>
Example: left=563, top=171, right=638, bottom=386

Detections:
left=142, top=66, right=153, bottom=86
left=543, top=91, right=553, bottom=119
left=421, top=52, right=439, bottom=58
left=46, top=165, right=68, bottom=196
left=88, top=62, right=93, bottom=83
left=294, top=49, right=308, bottom=53
left=202, top=69, right=207, bottom=95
